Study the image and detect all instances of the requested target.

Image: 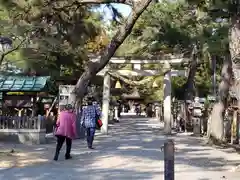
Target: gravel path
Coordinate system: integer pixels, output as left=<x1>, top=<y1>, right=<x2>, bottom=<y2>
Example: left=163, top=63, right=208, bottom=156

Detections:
left=1, top=116, right=240, bottom=180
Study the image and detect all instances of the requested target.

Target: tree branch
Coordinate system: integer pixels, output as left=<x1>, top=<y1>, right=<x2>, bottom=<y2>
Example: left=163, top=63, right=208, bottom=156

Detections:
left=76, top=0, right=134, bottom=6
left=92, top=0, right=153, bottom=73
left=184, top=43, right=200, bottom=101
left=49, top=0, right=134, bottom=11
left=0, top=27, right=41, bottom=66
left=0, top=39, right=26, bottom=65
left=75, top=0, right=153, bottom=99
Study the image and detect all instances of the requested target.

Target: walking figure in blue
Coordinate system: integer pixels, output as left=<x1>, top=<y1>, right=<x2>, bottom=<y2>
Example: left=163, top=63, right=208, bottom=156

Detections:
left=81, top=97, right=101, bottom=149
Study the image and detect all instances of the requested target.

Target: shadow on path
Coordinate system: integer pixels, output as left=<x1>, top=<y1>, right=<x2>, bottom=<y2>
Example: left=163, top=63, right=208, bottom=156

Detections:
left=1, top=116, right=240, bottom=180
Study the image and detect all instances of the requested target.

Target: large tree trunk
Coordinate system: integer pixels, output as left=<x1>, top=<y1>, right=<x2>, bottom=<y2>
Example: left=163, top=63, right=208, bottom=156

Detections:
left=228, top=10, right=240, bottom=144
left=183, top=45, right=199, bottom=131
left=208, top=52, right=232, bottom=142
left=184, top=45, right=198, bottom=101
left=207, top=5, right=240, bottom=142
left=74, top=0, right=153, bottom=103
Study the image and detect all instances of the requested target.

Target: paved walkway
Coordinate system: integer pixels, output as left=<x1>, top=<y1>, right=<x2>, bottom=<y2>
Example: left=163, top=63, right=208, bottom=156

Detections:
left=1, top=116, right=240, bottom=180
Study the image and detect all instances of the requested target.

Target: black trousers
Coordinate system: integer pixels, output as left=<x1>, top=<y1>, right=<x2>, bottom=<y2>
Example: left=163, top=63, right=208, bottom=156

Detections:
left=54, top=135, right=72, bottom=159
left=86, top=127, right=95, bottom=148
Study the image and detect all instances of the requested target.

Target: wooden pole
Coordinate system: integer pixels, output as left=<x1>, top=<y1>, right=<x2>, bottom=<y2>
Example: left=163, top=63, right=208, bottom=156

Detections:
left=46, top=96, right=57, bottom=117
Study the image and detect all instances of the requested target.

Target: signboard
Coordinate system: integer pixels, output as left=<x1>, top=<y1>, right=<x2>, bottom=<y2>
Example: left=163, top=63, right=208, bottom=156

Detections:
left=4, top=95, right=32, bottom=107
left=6, top=92, right=36, bottom=95
left=59, top=85, right=75, bottom=106
left=4, top=100, right=32, bottom=107
left=6, top=92, right=24, bottom=95
left=59, top=85, right=75, bottom=96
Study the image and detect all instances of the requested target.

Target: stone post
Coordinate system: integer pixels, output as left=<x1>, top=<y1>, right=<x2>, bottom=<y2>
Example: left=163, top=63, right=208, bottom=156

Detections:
left=164, top=139, right=175, bottom=180
left=114, top=106, right=119, bottom=121
left=101, top=70, right=111, bottom=134
left=163, top=61, right=172, bottom=134
left=231, top=109, right=239, bottom=144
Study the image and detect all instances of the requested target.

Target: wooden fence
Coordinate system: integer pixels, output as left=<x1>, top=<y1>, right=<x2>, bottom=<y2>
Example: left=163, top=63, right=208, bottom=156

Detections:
left=0, top=115, right=45, bottom=130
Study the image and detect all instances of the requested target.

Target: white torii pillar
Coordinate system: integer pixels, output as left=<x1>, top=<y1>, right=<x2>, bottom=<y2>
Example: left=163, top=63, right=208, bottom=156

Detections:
left=101, top=69, right=111, bottom=134
left=163, top=71, right=172, bottom=134
left=163, top=61, right=172, bottom=134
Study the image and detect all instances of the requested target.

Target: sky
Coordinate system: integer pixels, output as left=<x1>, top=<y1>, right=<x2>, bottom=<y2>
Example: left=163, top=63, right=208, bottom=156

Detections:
left=98, top=4, right=131, bottom=20
left=112, top=4, right=131, bottom=16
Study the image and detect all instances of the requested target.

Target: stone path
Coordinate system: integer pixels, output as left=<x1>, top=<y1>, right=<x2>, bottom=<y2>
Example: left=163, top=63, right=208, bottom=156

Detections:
left=1, top=116, right=240, bottom=180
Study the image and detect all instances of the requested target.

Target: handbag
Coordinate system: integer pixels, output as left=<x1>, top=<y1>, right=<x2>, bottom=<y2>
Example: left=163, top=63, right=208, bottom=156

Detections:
left=95, top=108, right=102, bottom=129
left=96, top=119, right=103, bottom=129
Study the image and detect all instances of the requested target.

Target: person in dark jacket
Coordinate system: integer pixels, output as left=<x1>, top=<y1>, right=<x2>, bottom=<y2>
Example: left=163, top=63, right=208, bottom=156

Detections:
left=81, top=97, right=101, bottom=149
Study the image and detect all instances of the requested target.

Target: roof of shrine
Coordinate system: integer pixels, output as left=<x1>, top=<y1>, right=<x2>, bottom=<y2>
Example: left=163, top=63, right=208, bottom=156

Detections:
left=0, top=75, right=51, bottom=92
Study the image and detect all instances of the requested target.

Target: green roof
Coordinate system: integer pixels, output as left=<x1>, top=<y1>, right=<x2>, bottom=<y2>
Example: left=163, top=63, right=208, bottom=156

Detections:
left=0, top=75, right=51, bottom=92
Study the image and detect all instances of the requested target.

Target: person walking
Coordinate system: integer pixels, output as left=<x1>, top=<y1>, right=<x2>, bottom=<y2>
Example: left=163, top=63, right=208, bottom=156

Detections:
left=53, top=104, right=77, bottom=161
left=81, top=97, right=101, bottom=149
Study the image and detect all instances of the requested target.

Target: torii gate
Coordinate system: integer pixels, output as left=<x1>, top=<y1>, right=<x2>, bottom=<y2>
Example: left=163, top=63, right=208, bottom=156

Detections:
left=93, top=56, right=190, bottom=134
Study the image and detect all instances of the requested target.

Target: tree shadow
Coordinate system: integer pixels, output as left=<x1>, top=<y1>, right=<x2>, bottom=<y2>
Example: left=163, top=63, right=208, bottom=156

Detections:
left=0, top=164, right=160, bottom=180
left=1, top=116, right=240, bottom=179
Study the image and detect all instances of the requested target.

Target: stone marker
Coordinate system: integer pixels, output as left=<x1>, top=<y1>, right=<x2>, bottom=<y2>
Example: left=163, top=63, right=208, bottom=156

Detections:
left=164, top=139, right=174, bottom=180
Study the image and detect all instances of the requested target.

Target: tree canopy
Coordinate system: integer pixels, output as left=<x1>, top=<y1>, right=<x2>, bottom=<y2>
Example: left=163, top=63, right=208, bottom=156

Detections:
left=0, top=0, right=230, bottom=102
left=116, top=0, right=228, bottom=100
left=0, top=0, right=239, bottom=139
left=0, top=0, right=107, bottom=79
